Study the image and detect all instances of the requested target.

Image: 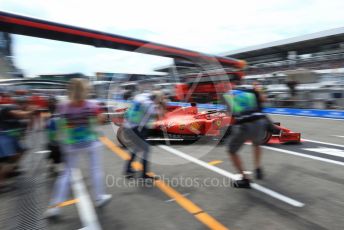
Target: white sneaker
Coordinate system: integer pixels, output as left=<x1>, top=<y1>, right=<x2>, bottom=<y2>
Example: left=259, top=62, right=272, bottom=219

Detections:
left=95, top=194, right=112, bottom=208
left=43, top=207, right=61, bottom=219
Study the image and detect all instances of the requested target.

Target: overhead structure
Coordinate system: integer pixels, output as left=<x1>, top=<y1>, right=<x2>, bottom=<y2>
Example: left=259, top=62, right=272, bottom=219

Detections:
left=0, top=78, right=67, bottom=89
left=0, top=11, right=245, bottom=69
left=221, top=27, right=344, bottom=60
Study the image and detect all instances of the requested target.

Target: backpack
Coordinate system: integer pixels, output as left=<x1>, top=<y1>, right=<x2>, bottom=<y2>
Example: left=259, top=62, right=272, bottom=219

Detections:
left=223, top=89, right=259, bottom=116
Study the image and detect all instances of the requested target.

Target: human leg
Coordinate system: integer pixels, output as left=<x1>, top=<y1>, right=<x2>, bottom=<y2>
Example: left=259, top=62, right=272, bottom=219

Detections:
left=48, top=147, right=79, bottom=206
left=44, top=146, right=79, bottom=218
left=88, top=142, right=112, bottom=207
left=250, top=119, right=267, bottom=180
left=252, top=144, right=264, bottom=179
left=137, top=128, right=152, bottom=178
left=227, top=125, right=251, bottom=188
left=88, top=142, right=105, bottom=199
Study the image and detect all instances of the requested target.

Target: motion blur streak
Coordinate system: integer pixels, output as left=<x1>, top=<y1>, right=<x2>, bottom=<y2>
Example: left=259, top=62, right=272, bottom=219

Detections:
left=71, top=168, right=102, bottom=230
left=99, top=136, right=229, bottom=230
left=158, top=145, right=305, bottom=207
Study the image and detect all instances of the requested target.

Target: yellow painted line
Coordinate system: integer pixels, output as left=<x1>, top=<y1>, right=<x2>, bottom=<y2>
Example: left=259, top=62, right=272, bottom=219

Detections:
left=195, top=212, right=228, bottom=230
left=132, top=161, right=143, bottom=171
left=153, top=179, right=202, bottom=214
left=153, top=180, right=227, bottom=229
left=208, top=160, right=223, bottom=166
left=99, top=136, right=130, bottom=160
left=100, top=136, right=229, bottom=230
left=57, top=199, right=79, bottom=208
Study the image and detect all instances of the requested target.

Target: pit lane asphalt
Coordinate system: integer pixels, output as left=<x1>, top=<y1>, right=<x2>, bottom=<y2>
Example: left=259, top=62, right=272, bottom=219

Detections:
left=143, top=114, right=344, bottom=230
left=0, top=115, right=343, bottom=230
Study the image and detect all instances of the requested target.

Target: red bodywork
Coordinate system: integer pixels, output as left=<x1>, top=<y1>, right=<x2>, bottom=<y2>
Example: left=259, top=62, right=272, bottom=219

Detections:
left=267, top=124, right=301, bottom=144
left=174, top=71, right=244, bottom=102
left=112, top=105, right=301, bottom=144
left=153, top=106, right=230, bottom=137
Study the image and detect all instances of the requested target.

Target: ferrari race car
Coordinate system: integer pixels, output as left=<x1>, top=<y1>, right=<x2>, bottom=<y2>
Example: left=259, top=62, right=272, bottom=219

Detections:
left=112, top=104, right=301, bottom=146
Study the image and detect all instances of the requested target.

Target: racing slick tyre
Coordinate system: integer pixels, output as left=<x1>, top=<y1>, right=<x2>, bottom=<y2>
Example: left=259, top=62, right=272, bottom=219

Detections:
left=116, top=126, right=131, bottom=148
left=218, top=127, right=232, bottom=144
left=262, top=130, right=272, bottom=144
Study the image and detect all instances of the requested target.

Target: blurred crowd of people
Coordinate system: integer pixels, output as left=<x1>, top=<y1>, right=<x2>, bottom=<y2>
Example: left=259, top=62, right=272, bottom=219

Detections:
left=0, top=76, right=271, bottom=222
left=246, top=58, right=344, bottom=76
left=0, top=81, right=113, bottom=217
left=0, top=89, right=52, bottom=191
left=0, top=78, right=168, bottom=221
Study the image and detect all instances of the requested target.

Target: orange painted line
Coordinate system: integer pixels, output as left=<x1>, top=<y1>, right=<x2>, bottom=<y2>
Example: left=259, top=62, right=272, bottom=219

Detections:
left=132, top=161, right=143, bottom=171
left=154, top=179, right=202, bottom=214
left=208, top=160, right=223, bottom=166
left=57, top=199, right=79, bottom=207
left=99, top=136, right=130, bottom=160
left=99, top=136, right=229, bottom=230
left=195, top=212, right=229, bottom=230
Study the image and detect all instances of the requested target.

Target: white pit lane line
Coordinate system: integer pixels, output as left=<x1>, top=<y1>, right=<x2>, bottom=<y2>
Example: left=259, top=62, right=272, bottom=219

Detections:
left=71, top=168, right=102, bottom=230
left=302, top=147, right=344, bottom=158
left=257, top=138, right=344, bottom=166
left=302, top=139, right=344, bottom=148
left=158, top=145, right=305, bottom=208
left=261, top=145, right=344, bottom=167
left=332, top=135, right=344, bottom=138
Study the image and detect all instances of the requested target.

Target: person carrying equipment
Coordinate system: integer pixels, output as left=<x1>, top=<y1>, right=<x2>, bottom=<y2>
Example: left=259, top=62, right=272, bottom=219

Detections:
left=123, top=91, right=165, bottom=180
left=223, top=79, right=269, bottom=188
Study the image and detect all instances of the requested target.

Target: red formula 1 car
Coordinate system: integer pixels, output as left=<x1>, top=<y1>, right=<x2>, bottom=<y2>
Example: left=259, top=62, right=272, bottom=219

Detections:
left=112, top=104, right=301, bottom=146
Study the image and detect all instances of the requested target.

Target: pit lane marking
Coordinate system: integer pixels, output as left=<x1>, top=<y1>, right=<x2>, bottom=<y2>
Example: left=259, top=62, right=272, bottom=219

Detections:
left=302, top=139, right=344, bottom=148
left=261, top=145, right=344, bottom=166
left=331, top=135, right=344, bottom=138
left=159, top=145, right=305, bottom=208
left=57, top=199, right=79, bottom=208
left=303, top=147, right=344, bottom=158
left=71, top=168, right=102, bottom=230
left=208, top=160, right=223, bottom=166
left=100, top=136, right=229, bottom=230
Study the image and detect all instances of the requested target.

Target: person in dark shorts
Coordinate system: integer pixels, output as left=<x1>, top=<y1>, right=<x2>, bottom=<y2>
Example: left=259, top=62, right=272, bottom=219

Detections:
left=46, top=97, right=62, bottom=175
left=123, top=91, right=165, bottom=180
left=223, top=79, right=269, bottom=188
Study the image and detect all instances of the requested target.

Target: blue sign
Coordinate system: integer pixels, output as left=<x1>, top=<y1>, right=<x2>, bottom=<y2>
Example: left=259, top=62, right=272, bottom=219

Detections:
left=107, top=99, right=344, bottom=119
left=263, top=108, right=344, bottom=119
